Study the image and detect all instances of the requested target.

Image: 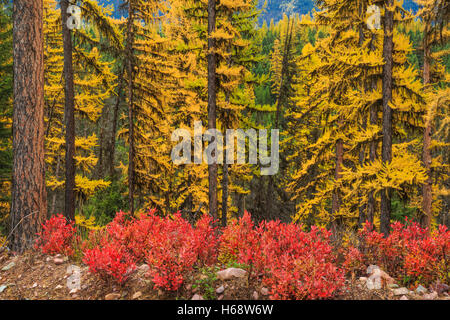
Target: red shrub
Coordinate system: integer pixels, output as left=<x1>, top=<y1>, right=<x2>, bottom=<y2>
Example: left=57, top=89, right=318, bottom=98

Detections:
left=343, top=220, right=449, bottom=286
left=82, top=241, right=136, bottom=285
left=219, top=213, right=345, bottom=299
left=35, top=214, right=76, bottom=256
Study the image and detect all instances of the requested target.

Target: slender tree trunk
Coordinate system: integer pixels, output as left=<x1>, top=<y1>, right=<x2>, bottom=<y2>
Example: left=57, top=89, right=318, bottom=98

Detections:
left=222, top=163, right=228, bottom=227
left=109, top=67, right=124, bottom=178
left=332, top=119, right=343, bottom=232
left=60, top=0, right=76, bottom=221
left=207, top=0, right=218, bottom=220
left=422, top=23, right=432, bottom=234
left=11, top=0, right=47, bottom=252
left=381, top=0, right=394, bottom=236
left=366, top=33, right=378, bottom=226
left=126, top=2, right=135, bottom=215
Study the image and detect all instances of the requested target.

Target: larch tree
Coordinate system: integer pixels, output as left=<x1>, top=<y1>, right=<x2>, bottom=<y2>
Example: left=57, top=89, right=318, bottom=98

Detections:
left=11, top=0, right=47, bottom=252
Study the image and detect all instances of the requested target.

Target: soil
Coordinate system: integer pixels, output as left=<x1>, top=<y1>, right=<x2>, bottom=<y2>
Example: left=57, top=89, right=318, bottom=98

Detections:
left=0, top=249, right=448, bottom=301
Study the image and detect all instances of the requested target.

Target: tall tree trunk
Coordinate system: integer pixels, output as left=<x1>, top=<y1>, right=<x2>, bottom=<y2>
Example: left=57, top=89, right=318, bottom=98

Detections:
left=222, top=163, right=228, bottom=227
left=381, top=0, right=394, bottom=236
left=126, top=2, right=135, bottom=215
left=332, top=118, right=343, bottom=232
left=11, top=0, right=47, bottom=252
left=109, top=67, right=125, bottom=178
left=366, top=33, right=378, bottom=226
left=60, top=0, right=76, bottom=221
left=422, top=22, right=432, bottom=234
left=207, top=0, right=218, bottom=220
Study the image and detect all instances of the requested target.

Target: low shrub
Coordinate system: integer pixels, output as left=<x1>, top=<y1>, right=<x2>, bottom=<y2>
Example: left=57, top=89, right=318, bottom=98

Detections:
left=35, top=214, right=76, bottom=256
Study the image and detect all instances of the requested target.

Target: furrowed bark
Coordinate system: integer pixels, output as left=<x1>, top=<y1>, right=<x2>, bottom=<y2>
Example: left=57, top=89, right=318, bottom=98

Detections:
left=11, top=0, right=47, bottom=252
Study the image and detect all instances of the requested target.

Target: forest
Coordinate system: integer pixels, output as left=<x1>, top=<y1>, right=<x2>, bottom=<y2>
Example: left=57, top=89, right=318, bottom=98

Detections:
left=0, top=0, right=449, bottom=301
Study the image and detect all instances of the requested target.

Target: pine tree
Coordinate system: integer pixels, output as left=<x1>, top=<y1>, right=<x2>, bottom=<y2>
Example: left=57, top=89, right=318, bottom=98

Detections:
left=11, top=0, right=47, bottom=252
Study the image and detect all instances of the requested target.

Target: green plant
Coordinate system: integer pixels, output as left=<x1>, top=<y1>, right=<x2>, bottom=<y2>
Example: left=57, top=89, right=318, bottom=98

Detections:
left=193, top=266, right=220, bottom=300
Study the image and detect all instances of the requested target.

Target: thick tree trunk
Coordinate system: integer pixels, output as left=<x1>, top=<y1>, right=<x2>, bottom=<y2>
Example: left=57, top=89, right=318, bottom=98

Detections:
left=380, top=0, right=394, bottom=236
left=207, top=0, right=218, bottom=220
left=127, top=2, right=135, bottom=215
left=11, top=0, right=47, bottom=252
left=422, top=24, right=432, bottom=234
left=60, top=0, right=76, bottom=221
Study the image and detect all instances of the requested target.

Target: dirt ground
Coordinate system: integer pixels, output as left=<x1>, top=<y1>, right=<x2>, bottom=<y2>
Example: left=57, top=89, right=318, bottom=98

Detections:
left=0, top=249, right=448, bottom=301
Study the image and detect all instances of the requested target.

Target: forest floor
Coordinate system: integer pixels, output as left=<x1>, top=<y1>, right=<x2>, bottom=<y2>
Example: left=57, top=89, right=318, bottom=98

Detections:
left=0, top=249, right=448, bottom=300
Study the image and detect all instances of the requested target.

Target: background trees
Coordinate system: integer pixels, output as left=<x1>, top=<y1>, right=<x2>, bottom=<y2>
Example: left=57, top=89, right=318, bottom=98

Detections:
left=1, top=0, right=449, bottom=249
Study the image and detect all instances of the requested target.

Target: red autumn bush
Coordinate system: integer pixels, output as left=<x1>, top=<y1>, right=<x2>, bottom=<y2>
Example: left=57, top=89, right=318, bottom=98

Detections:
left=82, top=241, right=136, bottom=285
left=81, top=210, right=219, bottom=289
left=343, top=220, right=450, bottom=286
left=219, top=212, right=345, bottom=299
left=35, top=214, right=76, bottom=256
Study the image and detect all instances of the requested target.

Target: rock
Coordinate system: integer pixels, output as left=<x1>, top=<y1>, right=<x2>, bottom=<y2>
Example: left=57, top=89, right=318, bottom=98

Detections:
left=218, top=294, right=224, bottom=300
left=54, top=257, right=64, bottom=265
left=54, top=254, right=62, bottom=259
left=0, top=285, right=7, bottom=293
left=252, top=291, right=259, bottom=300
left=32, top=283, right=38, bottom=288
left=138, top=264, right=149, bottom=273
left=359, top=277, right=367, bottom=283
left=388, top=284, right=399, bottom=289
left=423, top=291, right=438, bottom=300
left=393, top=287, right=409, bottom=296
left=1, top=262, right=15, bottom=271
left=216, top=268, right=248, bottom=281
left=366, top=276, right=381, bottom=290
left=132, top=291, right=142, bottom=300
left=69, top=288, right=78, bottom=294
left=261, top=287, right=269, bottom=296
left=191, top=294, right=204, bottom=300
left=415, top=285, right=427, bottom=295
left=105, top=293, right=121, bottom=300
left=434, top=283, right=449, bottom=295
left=366, top=267, right=395, bottom=290
left=399, top=295, right=408, bottom=300
left=55, top=285, right=63, bottom=290
left=366, top=265, right=380, bottom=275
left=66, top=265, right=81, bottom=291
left=216, top=285, right=225, bottom=294
left=46, top=257, right=52, bottom=262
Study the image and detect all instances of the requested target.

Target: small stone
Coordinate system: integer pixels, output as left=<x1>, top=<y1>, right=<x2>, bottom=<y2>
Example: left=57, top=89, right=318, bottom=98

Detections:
left=32, top=282, right=38, bottom=288
left=216, top=285, right=225, bottom=294
left=359, top=277, right=367, bottom=283
left=46, top=257, right=52, bottom=262
left=105, top=293, right=121, bottom=300
left=69, top=288, right=78, bottom=294
left=55, top=285, right=63, bottom=290
left=252, top=291, right=259, bottom=300
left=423, top=291, right=438, bottom=300
left=399, top=295, right=408, bottom=300
left=54, top=258, right=64, bottom=265
left=216, top=268, right=248, bottom=281
left=261, top=287, right=269, bottom=296
left=191, top=294, right=204, bottom=300
left=1, top=262, right=15, bottom=271
left=218, top=294, right=224, bottom=300
left=366, top=265, right=380, bottom=275
left=393, top=287, right=409, bottom=296
left=388, top=283, right=399, bottom=289
left=132, top=291, right=142, bottom=300
left=138, top=264, right=149, bottom=273
left=415, top=285, right=427, bottom=295
left=0, top=285, right=7, bottom=293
